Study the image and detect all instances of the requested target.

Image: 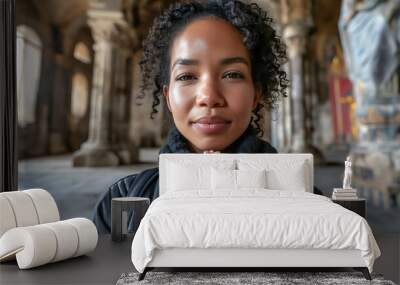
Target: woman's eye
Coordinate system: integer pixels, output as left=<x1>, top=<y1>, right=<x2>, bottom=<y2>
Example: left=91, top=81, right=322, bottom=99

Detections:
left=176, top=74, right=196, bottom=81
left=223, top=72, right=244, bottom=79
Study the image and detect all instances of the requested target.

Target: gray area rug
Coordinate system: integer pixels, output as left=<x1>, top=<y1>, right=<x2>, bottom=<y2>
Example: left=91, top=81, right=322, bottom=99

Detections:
left=116, top=271, right=396, bottom=285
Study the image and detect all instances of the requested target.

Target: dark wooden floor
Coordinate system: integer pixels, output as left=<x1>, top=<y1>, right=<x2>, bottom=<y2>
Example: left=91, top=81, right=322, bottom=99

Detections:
left=374, top=232, right=400, bottom=284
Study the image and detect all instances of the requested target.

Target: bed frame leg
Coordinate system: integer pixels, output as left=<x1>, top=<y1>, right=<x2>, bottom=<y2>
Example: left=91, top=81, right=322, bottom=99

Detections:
left=138, top=268, right=148, bottom=281
left=354, top=267, right=371, bottom=280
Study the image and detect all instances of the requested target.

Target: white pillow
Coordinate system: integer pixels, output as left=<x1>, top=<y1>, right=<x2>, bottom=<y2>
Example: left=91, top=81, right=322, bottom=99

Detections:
left=167, top=159, right=235, bottom=192
left=211, top=168, right=236, bottom=190
left=267, top=167, right=306, bottom=192
left=237, top=159, right=308, bottom=192
left=167, top=162, right=209, bottom=191
left=211, top=168, right=267, bottom=190
left=237, top=169, right=267, bottom=189
left=268, top=167, right=307, bottom=192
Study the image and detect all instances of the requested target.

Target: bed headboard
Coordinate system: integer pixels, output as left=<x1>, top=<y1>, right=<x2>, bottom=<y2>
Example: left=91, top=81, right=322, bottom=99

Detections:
left=159, top=153, right=314, bottom=195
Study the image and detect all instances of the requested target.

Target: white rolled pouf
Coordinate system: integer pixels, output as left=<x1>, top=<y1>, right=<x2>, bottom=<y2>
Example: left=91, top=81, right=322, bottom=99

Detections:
left=24, top=189, right=60, bottom=224
left=0, top=218, right=98, bottom=269
left=42, top=220, right=79, bottom=262
left=65, top=218, right=98, bottom=257
left=0, top=191, right=39, bottom=228
left=0, top=189, right=60, bottom=238
left=0, top=225, right=57, bottom=268
left=0, top=196, right=17, bottom=237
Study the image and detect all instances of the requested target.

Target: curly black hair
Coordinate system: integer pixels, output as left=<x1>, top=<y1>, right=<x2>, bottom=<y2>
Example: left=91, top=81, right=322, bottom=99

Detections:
left=138, top=0, right=289, bottom=137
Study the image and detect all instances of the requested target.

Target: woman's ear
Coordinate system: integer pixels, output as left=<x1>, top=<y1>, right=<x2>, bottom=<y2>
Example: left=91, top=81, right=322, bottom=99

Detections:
left=252, top=85, right=261, bottom=109
left=163, top=85, right=172, bottom=112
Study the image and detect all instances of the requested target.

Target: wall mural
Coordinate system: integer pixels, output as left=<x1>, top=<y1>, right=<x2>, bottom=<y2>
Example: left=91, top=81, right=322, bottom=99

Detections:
left=339, top=0, right=400, bottom=210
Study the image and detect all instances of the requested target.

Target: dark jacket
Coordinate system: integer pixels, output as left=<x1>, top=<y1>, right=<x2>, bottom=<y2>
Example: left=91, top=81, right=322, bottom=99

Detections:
left=92, top=125, right=315, bottom=233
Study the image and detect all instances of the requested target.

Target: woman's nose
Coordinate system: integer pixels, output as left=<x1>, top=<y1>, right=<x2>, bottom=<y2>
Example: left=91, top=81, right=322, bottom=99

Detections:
left=195, top=78, right=226, bottom=108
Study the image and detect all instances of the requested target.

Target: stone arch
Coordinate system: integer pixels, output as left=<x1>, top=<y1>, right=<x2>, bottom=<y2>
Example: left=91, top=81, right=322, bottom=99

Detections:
left=68, top=36, right=94, bottom=151
left=63, top=14, right=92, bottom=58
left=16, top=25, right=43, bottom=127
left=16, top=1, right=56, bottom=157
left=73, top=42, right=91, bottom=64
left=71, top=72, right=89, bottom=119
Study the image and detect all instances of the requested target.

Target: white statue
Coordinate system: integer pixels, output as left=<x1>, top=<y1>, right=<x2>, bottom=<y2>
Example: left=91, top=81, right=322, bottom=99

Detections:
left=343, top=156, right=352, bottom=189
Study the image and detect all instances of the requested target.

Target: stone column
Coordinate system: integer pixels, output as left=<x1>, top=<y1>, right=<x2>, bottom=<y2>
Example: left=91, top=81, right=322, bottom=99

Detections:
left=112, top=40, right=139, bottom=164
left=280, top=0, right=324, bottom=162
left=283, top=23, right=308, bottom=153
left=73, top=10, right=134, bottom=166
left=49, top=54, right=69, bottom=155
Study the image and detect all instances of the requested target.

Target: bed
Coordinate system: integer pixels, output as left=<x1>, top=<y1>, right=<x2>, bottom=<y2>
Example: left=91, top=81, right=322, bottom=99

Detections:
left=131, top=154, right=381, bottom=281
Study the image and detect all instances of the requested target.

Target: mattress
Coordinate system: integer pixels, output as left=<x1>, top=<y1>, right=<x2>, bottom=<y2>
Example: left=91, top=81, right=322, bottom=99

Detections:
left=131, top=190, right=381, bottom=273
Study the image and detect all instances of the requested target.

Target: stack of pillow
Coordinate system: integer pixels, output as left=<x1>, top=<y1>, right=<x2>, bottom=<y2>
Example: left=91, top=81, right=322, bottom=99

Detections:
left=164, top=156, right=310, bottom=195
left=0, top=189, right=98, bottom=269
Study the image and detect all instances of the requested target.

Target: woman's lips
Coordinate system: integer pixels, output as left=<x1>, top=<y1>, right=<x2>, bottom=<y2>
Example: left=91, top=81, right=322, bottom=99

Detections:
left=191, top=116, right=231, bottom=135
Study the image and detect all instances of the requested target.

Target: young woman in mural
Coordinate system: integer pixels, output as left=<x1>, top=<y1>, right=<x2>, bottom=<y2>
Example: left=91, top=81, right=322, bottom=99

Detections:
left=93, top=0, right=289, bottom=233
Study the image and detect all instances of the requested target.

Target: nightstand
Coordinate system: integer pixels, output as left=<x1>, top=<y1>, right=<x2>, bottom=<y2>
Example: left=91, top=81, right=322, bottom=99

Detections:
left=111, top=197, right=150, bottom=242
left=332, top=198, right=366, bottom=218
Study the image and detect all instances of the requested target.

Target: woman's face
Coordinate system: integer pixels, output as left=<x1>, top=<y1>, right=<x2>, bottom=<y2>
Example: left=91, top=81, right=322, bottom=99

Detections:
left=163, top=17, right=260, bottom=152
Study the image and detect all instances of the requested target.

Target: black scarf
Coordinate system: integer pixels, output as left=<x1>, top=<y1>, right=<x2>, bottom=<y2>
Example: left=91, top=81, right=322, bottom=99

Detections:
left=159, top=125, right=277, bottom=154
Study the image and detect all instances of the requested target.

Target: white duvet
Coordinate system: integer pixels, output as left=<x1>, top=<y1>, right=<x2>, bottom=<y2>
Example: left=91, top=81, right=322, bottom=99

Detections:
left=131, top=190, right=380, bottom=273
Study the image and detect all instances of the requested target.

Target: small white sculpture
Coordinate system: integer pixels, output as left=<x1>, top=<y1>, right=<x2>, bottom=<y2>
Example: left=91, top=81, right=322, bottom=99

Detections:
left=343, top=156, right=352, bottom=189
